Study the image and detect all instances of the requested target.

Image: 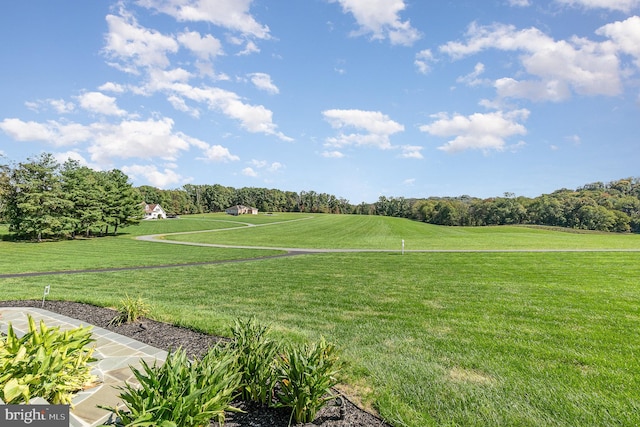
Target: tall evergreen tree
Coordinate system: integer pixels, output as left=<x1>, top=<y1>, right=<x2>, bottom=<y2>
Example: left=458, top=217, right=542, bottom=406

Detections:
left=5, top=153, right=72, bottom=241
left=102, top=169, right=143, bottom=235
left=61, top=160, right=105, bottom=237
left=0, top=158, right=10, bottom=222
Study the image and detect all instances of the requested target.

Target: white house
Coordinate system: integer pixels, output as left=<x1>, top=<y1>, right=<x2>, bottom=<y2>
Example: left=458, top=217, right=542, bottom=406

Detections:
left=225, top=205, right=258, bottom=216
left=143, top=203, right=167, bottom=220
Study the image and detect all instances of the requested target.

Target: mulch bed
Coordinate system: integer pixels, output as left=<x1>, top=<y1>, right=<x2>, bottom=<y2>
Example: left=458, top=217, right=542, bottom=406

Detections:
left=0, top=300, right=391, bottom=427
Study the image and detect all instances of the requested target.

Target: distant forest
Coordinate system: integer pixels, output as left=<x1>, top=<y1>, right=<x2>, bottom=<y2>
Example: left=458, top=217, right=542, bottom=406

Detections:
left=1, top=153, right=639, bottom=240
left=141, top=178, right=640, bottom=233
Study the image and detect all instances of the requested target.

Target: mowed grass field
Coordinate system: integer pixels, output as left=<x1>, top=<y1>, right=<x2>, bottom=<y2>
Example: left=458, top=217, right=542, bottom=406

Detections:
left=1, top=213, right=640, bottom=426
left=0, top=216, right=285, bottom=274
left=163, top=213, right=640, bottom=250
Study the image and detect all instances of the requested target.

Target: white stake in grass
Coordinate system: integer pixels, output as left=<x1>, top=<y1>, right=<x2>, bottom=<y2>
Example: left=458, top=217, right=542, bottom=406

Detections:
left=42, top=285, right=50, bottom=308
left=402, top=239, right=405, bottom=255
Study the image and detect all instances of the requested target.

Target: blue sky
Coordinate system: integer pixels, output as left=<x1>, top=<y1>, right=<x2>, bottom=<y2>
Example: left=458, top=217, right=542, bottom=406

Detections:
left=1, top=0, right=639, bottom=203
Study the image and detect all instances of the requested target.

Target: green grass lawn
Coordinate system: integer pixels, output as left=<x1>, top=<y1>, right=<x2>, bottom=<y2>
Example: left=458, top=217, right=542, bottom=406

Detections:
left=162, top=213, right=640, bottom=250
left=1, top=214, right=640, bottom=426
left=0, top=219, right=284, bottom=274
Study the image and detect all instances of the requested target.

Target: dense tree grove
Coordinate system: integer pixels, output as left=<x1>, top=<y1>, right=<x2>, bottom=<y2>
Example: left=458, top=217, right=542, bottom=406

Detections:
left=1, top=154, right=638, bottom=237
left=404, top=179, right=640, bottom=232
left=138, top=185, right=353, bottom=215
left=0, top=154, right=142, bottom=241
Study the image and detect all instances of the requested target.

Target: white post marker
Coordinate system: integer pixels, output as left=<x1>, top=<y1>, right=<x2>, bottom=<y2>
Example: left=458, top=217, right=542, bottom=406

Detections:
left=42, top=285, right=50, bottom=308
left=402, top=239, right=405, bottom=255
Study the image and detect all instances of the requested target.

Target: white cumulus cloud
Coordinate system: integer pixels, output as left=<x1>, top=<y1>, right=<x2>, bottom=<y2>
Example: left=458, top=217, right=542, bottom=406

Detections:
left=122, top=164, right=185, bottom=188
left=49, top=99, right=76, bottom=114
left=323, top=109, right=404, bottom=150
left=248, top=73, right=279, bottom=94
left=440, top=22, right=623, bottom=101
left=136, top=0, right=271, bottom=39
left=420, top=109, right=529, bottom=153
left=414, top=49, right=434, bottom=74
left=168, top=82, right=291, bottom=140
left=322, top=150, right=345, bottom=158
left=198, top=144, right=240, bottom=162
left=329, top=0, right=421, bottom=45
left=509, top=0, right=531, bottom=6
left=178, top=30, right=223, bottom=60
left=103, top=12, right=179, bottom=73
left=399, top=145, right=423, bottom=159
left=248, top=159, right=283, bottom=172
left=98, top=82, right=126, bottom=93
left=457, top=62, right=487, bottom=87
left=24, top=99, right=75, bottom=114
left=0, top=118, right=92, bottom=146
left=77, top=92, right=127, bottom=116
left=597, top=16, right=640, bottom=68
left=88, top=118, right=196, bottom=164
left=242, top=167, right=258, bottom=177
left=556, top=0, right=640, bottom=12
left=167, top=95, right=200, bottom=118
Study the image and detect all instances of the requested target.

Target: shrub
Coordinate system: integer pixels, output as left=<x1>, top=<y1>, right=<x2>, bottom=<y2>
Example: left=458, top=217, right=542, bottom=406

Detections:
left=101, top=346, right=241, bottom=427
left=275, top=337, right=341, bottom=424
left=229, top=317, right=279, bottom=406
left=108, top=294, right=151, bottom=326
left=0, top=314, right=97, bottom=405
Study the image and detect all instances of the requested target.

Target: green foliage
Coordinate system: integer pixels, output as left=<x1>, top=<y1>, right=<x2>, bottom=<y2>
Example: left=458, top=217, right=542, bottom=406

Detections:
left=61, top=160, right=107, bottom=238
left=100, top=318, right=340, bottom=425
left=5, top=153, right=73, bottom=241
left=102, top=169, right=144, bottom=235
left=2, top=153, right=142, bottom=241
left=229, top=317, right=279, bottom=405
left=0, top=159, right=10, bottom=222
left=275, top=338, right=340, bottom=424
left=176, top=185, right=350, bottom=215
left=0, top=315, right=97, bottom=405
left=108, top=294, right=151, bottom=326
left=101, top=347, right=241, bottom=427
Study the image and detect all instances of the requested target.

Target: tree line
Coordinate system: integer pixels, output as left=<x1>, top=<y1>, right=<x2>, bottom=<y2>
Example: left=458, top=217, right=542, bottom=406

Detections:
left=138, top=185, right=354, bottom=215
left=0, top=153, right=141, bottom=241
left=400, top=180, right=640, bottom=232
left=1, top=153, right=638, bottom=241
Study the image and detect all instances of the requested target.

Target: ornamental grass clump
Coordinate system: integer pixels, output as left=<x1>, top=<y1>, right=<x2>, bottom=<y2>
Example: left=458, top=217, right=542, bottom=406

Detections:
left=101, top=346, right=241, bottom=427
left=276, top=337, right=341, bottom=424
left=0, top=314, right=97, bottom=405
left=108, top=294, right=151, bottom=326
left=229, top=317, right=279, bottom=406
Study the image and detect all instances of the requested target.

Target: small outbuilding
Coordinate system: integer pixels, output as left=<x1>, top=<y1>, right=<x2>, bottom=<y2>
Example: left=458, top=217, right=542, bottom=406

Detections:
left=225, top=205, right=258, bottom=216
left=143, top=203, right=167, bottom=220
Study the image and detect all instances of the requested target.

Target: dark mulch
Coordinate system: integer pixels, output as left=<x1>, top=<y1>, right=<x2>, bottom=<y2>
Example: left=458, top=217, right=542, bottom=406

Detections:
left=0, top=300, right=391, bottom=427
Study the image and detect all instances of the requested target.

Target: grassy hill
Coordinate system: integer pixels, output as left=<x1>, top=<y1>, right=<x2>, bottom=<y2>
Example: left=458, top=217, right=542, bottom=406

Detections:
left=162, top=213, right=640, bottom=250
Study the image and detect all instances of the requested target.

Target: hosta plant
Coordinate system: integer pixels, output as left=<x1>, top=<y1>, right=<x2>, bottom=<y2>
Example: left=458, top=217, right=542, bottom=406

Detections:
left=101, top=346, right=241, bottom=427
left=0, top=314, right=97, bottom=405
left=108, top=294, right=151, bottom=326
left=275, top=337, right=341, bottom=424
left=229, top=317, right=279, bottom=406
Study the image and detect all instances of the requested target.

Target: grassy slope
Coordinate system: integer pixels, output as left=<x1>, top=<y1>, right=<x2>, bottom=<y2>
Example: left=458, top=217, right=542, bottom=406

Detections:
left=1, top=214, right=640, bottom=426
left=163, top=213, right=640, bottom=250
